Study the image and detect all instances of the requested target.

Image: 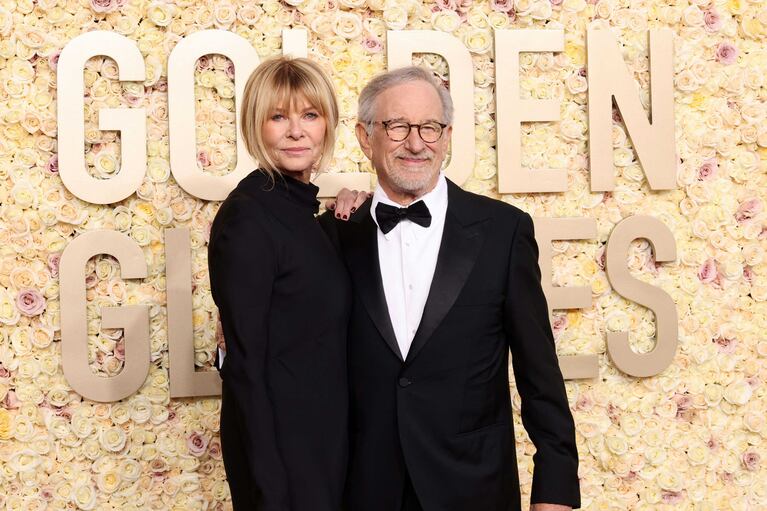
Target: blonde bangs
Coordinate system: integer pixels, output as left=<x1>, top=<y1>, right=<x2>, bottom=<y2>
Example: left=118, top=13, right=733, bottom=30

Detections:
left=240, top=57, right=339, bottom=176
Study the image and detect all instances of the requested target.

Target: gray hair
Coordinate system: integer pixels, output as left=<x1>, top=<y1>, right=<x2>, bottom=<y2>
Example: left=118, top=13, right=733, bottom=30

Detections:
left=357, top=66, right=454, bottom=132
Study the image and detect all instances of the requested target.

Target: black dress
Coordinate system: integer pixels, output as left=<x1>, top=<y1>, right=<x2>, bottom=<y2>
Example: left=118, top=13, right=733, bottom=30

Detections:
left=208, top=170, right=351, bottom=511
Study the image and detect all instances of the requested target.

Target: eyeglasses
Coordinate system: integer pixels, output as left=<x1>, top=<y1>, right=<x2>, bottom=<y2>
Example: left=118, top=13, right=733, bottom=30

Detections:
left=372, top=120, right=448, bottom=143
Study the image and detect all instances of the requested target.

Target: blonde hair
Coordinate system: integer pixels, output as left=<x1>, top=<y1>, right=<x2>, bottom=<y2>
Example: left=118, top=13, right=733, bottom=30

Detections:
left=240, top=56, right=339, bottom=177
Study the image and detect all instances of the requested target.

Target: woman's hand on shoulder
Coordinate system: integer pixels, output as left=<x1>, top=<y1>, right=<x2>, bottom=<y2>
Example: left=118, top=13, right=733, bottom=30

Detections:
left=325, top=188, right=371, bottom=221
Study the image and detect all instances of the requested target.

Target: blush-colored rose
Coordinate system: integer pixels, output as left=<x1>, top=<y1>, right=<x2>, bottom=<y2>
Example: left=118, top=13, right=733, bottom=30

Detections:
left=361, top=36, right=383, bottom=53
left=47, top=253, right=61, bottom=278
left=90, top=0, right=124, bottom=13
left=716, top=42, right=738, bottom=65
left=45, top=154, right=58, bottom=175
left=735, top=198, right=763, bottom=223
left=697, top=258, right=718, bottom=284
left=551, top=313, right=568, bottom=340
left=714, top=336, right=738, bottom=354
left=490, top=0, right=514, bottom=13
left=208, top=439, right=222, bottom=460
left=187, top=432, right=209, bottom=457
left=48, top=51, right=60, bottom=71
left=704, top=9, right=722, bottom=32
left=16, top=289, right=46, bottom=316
left=3, top=390, right=20, bottom=409
left=662, top=491, right=684, bottom=504
left=697, top=158, right=717, bottom=180
left=197, top=150, right=210, bottom=167
left=742, top=450, right=760, bottom=471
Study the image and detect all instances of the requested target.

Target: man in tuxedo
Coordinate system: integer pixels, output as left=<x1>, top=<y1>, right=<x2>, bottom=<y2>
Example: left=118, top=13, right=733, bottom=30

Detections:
left=321, top=66, right=580, bottom=511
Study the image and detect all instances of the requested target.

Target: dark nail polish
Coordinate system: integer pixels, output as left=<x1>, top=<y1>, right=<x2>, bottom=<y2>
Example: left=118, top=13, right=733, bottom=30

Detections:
left=351, top=207, right=357, bottom=213
left=335, top=213, right=341, bottom=219
left=342, top=215, right=348, bottom=220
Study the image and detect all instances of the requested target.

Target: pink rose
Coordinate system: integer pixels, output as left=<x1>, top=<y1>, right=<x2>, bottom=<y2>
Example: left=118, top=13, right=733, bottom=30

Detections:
left=742, top=450, right=760, bottom=471
left=704, top=9, right=722, bottom=32
left=550, top=0, right=563, bottom=5
left=16, top=289, right=46, bottom=316
left=115, top=340, right=125, bottom=361
left=697, top=158, right=717, bottom=180
left=662, top=491, right=684, bottom=505
left=187, top=432, right=209, bottom=457
left=713, top=336, right=738, bottom=354
left=0, top=364, right=10, bottom=379
left=735, top=198, right=763, bottom=223
left=154, top=78, right=168, bottom=93
left=574, top=393, right=593, bottom=411
left=490, top=0, right=514, bottom=13
left=196, top=56, right=212, bottom=72
left=45, top=154, right=59, bottom=175
left=743, top=266, right=753, bottom=283
left=124, top=93, right=144, bottom=107
left=197, top=150, right=210, bottom=167
left=595, top=245, right=606, bottom=270
left=716, top=42, right=738, bottom=65
left=3, top=390, right=20, bottom=409
left=208, top=439, right=222, bottom=460
left=48, top=51, right=60, bottom=71
left=90, top=0, right=125, bottom=13
left=361, top=36, right=383, bottom=54
left=551, top=313, right=568, bottom=340
left=225, top=61, right=235, bottom=80
left=697, top=258, right=719, bottom=284
left=47, top=253, right=61, bottom=278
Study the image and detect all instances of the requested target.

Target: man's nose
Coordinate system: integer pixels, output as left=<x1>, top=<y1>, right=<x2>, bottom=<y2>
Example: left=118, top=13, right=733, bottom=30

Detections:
left=403, top=126, right=425, bottom=151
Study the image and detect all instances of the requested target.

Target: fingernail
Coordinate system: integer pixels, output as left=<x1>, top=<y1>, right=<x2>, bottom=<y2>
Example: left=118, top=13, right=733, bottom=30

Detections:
left=328, top=203, right=335, bottom=210
left=351, top=207, right=356, bottom=213
left=342, top=215, right=348, bottom=220
left=335, top=213, right=341, bottom=218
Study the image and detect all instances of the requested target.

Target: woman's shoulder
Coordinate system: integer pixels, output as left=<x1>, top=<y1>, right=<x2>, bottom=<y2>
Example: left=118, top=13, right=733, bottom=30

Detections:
left=211, top=172, right=277, bottom=236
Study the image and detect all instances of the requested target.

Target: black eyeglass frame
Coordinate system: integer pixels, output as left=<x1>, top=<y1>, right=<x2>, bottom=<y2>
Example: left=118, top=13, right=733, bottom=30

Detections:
left=371, top=119, right=448, bottom=143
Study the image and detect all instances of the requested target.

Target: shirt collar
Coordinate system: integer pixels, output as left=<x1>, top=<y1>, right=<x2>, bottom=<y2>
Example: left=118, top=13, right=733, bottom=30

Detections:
left=371, top=173, right=447, bottom=237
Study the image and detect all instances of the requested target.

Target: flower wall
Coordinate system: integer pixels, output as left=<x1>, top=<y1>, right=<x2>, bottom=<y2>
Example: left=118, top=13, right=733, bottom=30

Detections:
left=0, top=0, right=765, bottom=509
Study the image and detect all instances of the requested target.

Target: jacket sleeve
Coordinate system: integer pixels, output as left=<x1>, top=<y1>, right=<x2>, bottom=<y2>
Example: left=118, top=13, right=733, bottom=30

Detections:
left=208, top=202, right=290, bottom=511
left=503, top=211, right=581, bottom=508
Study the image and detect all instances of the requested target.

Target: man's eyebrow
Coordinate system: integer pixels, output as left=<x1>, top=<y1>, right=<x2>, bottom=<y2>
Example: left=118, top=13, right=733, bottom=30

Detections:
left=384, top=117, right=442, bottom=123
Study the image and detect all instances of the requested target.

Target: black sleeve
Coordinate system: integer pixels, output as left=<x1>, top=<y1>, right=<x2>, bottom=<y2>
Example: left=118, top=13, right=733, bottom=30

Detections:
left=208, top=201, right=290, bottom=511
left=504, top=211, right=580, bottom=508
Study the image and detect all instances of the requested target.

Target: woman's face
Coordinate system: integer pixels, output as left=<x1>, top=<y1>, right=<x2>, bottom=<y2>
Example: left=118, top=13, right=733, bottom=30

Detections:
left=262, top=95, right=326, bottom=181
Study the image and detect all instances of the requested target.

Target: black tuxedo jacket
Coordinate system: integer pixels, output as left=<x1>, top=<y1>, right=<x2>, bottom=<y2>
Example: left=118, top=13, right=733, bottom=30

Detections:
left=320, top=180, right=580, bottom=511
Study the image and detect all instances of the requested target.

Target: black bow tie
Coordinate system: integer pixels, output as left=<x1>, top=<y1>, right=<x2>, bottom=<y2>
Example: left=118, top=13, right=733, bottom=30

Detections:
left=375, top=201, right=432, bottom=234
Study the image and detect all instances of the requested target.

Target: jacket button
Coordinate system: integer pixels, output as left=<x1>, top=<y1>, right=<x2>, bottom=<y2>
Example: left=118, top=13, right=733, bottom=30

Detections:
left=398, top=377, right=412, bottom=388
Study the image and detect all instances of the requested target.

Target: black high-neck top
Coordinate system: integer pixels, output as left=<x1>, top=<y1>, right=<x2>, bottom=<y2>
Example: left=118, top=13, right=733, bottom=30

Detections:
left=208, top=169, right=351, bottom=511
left=268, top=171, right=321, bottom=214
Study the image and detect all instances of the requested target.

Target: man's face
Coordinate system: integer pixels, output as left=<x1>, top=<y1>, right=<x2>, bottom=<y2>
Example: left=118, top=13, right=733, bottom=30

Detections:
left=356, top=80, right=451, bottom=202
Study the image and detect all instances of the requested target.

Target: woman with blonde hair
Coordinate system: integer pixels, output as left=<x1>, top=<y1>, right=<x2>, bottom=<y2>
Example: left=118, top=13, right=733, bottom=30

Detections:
left=208, top=56, right=355, bottom=511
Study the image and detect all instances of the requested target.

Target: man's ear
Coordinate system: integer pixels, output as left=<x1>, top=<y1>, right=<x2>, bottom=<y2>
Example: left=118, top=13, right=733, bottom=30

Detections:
left=355, top=122, right=373, bottom=160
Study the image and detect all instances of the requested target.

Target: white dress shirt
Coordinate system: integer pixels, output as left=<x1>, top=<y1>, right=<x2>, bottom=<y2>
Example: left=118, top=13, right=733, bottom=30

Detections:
left=371, top=174, right=448, bottom=359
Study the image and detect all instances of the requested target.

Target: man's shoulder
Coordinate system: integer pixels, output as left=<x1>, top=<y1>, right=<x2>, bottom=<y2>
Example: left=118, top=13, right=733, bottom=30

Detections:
left=448, top=181, right=528, bottom=222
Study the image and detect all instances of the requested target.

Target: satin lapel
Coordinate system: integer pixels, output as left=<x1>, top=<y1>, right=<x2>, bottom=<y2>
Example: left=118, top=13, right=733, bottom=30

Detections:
left=341, top=210, right=404, bottom=362
left=406, top=195, right=486, bottom=364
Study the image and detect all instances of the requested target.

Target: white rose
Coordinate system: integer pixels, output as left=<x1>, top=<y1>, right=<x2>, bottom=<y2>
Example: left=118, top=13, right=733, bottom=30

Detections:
left=99, top=426, right=127, bottom=452
left=333, top=12, right=362, bottom=39
left=432, top=10, right=461, bottom=33
left=723, top=380, right=753, bottom=405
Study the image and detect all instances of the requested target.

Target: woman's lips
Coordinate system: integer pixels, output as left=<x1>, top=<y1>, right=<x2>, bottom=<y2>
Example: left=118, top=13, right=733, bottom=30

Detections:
left=281, top=147, right=309, bottom=155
